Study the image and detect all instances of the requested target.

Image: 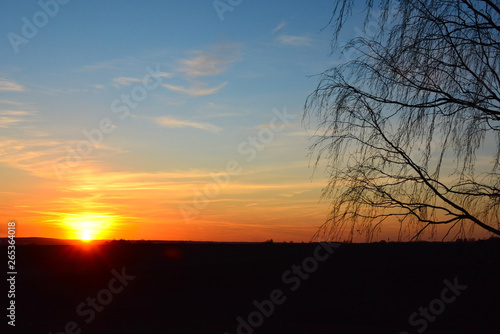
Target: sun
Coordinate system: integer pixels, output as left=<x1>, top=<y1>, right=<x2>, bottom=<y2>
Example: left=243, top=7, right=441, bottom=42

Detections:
left=81, top=231, right=93, bottom=242
left=62, top=212, right=117, bottom=241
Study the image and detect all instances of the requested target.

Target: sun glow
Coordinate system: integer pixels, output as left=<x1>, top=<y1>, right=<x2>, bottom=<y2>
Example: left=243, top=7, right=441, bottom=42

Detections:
left=61, top=212, right=117, bottom=241
left=81, top=231, right=92, bottom=241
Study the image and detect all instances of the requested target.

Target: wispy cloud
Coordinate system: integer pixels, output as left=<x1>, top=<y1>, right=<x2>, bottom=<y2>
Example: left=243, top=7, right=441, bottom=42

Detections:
left=0, top=110, right=36, bottom=116
left=272, top=21, right=287, bottom=34
left=197, top=111, right=247, bottom=119
left=162, top=82, right=227, bottom=96
left=90, top=84, right=106, bottom=90
left=82, top=44, right=238, bottom=97
left=158, top=43, right=239, bottom=98
left=78, top=59, right=122, bottom=72
left=177, top=43, right=240, bottom=78
left=113, top=72, right=173, bottom=87
left=286, top=130, right=314, bottom=136
left=22, top=128, right=50, bottom=137
left=0, top=79, right=25, bottom=92
left=0, top=117, right=22, bottom=127
left=112, top=77, right=142, bottom=86
left=0, top=137, right=123, bottom=180
left=78, top=51, right=171, bottom=73
left=0, top=138, right=69, bottom=178
left=0, top=106, right=38, bottom=128
left=154, top=116, right=222, bottom=133
left=0, top=100, right=27, bottom=106
left=276, top=35, right=313, bottom=47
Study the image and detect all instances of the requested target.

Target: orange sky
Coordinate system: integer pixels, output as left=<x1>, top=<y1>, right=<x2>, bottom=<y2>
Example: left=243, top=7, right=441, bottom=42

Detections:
left=0, top=154, right=336, bottom=242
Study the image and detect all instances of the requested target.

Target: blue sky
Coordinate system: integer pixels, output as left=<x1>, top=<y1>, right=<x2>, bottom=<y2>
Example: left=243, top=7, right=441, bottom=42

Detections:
left=0, top=0, right=366, bottom=242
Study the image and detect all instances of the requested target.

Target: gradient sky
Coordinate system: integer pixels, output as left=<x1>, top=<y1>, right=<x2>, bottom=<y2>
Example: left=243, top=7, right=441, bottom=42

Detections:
left=0, top=0, right=404, bottom=242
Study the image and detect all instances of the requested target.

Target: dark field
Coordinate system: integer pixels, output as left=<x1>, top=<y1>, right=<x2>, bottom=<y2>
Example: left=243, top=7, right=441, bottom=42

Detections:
left=4, top=240, right=500, bottom=334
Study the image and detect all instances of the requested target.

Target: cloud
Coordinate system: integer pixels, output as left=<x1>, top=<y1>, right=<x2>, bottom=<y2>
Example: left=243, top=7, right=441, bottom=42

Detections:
left=0, top=79, right=25, bottom=92
left=30, top=85, right=86, bottom=96
left=0, top=110, right=36, bottom=116
left=177, top=43, right=240, bottom=78
left=22, top=128, right=50, bottom=137
left=0, top=117, right=22, bottom=127
left=276, top=35, right=313, bottom=47
left=272, top=21, right=287, bottom=34
left=78, top=51, right=170, bottom=73
left=112, top=77, right=142, bottom=86
left=78, top=60, right=121, bottom=72
left=197, top=111, right=246, bottom=119
left=0, top=100, right=27, bottom=106
left=0, top=138, right=69, bottom=178
left=113, top=72, right=173, bottom=86
left=286, top=131, right=313, bottom=136
left=81, top=44, right=237, bottom=98
left=162, top=82, right=227, bottom=96
left=154, top=116, right=222, bottom=133
left=0, top=108, right=38, bottom=128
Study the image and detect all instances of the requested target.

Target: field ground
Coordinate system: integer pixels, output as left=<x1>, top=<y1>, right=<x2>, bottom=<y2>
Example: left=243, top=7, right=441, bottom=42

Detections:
left=3, top=239, right=499, bottom=333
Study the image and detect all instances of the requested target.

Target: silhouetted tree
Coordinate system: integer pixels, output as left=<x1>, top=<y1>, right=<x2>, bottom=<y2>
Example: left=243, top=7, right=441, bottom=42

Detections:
left=305, top=0, right=500, bottom=241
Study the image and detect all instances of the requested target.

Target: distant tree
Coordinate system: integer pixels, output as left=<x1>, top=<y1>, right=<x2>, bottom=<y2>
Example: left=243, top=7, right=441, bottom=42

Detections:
left=305, top=0, right=500, bottom=242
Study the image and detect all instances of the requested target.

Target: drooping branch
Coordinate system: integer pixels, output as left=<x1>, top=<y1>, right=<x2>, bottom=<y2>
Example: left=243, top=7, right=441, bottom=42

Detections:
left=306, top=0, right=500, bottom=241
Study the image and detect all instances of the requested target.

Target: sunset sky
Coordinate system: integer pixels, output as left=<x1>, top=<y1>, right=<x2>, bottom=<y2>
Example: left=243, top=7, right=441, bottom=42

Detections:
left=0, top=0, right=408, bottom=242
